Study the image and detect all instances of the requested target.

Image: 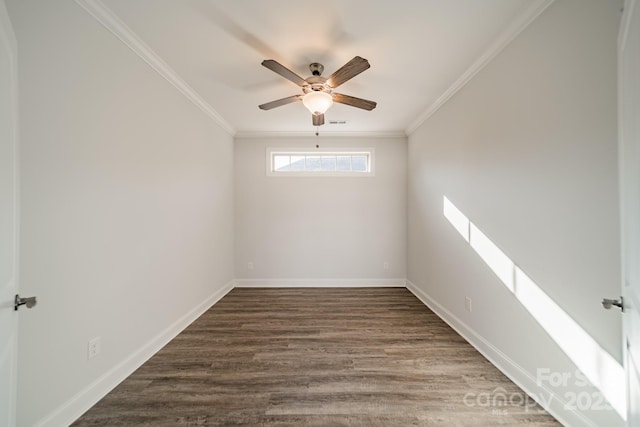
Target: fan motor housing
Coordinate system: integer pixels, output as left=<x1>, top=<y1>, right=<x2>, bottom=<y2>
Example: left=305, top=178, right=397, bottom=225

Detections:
left=303, top=76, right=330, bottom=94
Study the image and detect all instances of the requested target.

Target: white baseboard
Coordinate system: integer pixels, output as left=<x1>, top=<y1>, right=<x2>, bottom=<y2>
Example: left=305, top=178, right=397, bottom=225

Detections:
left=405, top=280, right=597, bottom=427
left=36, top=278, right=602, bottom=427
left=234, top=278, right=407, bottom=288
left=37, top=280, right=234, bottom=427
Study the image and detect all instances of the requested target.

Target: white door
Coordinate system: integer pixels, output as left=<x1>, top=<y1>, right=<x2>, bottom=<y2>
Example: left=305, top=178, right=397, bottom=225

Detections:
left=619, top=0, right=640, bottom=425
left=0, top=1, right=18, bottom=425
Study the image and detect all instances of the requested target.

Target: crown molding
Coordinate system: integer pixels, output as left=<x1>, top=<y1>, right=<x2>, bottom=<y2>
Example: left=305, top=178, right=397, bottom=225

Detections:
left=74, top=0, right=236, bottom=136
left=234, top=130, right=407, bottom=139
left=405, top=0, right=556, bottom=135
left=74, top=0, right=555, bottom=139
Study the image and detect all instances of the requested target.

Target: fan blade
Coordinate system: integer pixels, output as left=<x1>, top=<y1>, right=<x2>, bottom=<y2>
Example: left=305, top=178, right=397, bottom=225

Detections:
left=332, top=93, right=377, bottom=111
left=261, top=60, right=307, bottom=87
left=312, top=113, right=325, bottom=126
left=259, top=95, right=302, bottom=110
left=326, top=56, right=370, bottom=88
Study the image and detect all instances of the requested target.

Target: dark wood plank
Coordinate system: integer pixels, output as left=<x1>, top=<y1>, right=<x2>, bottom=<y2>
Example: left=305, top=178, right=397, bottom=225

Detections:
left=72, top=288, right=560, bottom=426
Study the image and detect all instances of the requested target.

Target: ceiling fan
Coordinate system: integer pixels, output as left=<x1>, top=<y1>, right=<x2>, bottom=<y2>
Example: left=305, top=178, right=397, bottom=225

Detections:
left=258, top=56, right=377, bottom=126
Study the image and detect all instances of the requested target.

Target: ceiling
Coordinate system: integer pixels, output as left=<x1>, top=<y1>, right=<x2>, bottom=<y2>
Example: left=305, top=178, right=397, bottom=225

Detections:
left=96, top=0, right=542, bottom=136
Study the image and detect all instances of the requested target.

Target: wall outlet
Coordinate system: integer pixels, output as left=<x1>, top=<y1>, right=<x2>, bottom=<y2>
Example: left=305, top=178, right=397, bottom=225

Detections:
left=465, top=297, right=472, bottom=312
left=247, top=262, right=254, bottom=270
left=383, top=262, right=389, bottom=270
left=88, top=337, right=101, bottom=360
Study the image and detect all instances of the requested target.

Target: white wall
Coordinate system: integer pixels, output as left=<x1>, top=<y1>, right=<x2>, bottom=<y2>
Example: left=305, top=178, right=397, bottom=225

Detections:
left=5, top=0, right=624, bottom=425
left=235, top=136, right=406, bottom=285
left=7, top=1, right=235, bottom=425
left=407, top=0, right=622, bottom=425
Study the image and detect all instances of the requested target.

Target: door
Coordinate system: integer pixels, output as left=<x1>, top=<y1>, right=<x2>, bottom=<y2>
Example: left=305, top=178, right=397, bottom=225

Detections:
left=0, top=1, right=18, bottom=425
left=619, top=0, right=640, bottom=425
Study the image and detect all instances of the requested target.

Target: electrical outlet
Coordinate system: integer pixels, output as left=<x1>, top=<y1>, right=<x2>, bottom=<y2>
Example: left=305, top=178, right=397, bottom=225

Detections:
left=247, top=262, right=254, bottom=270
left=383, top=262, right=389, bottom=270
left=465, top=297, right=472, bottom=312
left=88, top=337, right=101, bottom=360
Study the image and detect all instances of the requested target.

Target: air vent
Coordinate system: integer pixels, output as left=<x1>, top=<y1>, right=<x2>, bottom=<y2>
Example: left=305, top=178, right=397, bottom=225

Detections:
left=329, top=120, right=347, bottom=125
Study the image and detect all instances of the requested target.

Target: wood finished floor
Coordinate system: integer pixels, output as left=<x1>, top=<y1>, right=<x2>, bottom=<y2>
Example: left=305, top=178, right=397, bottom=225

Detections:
left=73, top=288, right=560, bottom=426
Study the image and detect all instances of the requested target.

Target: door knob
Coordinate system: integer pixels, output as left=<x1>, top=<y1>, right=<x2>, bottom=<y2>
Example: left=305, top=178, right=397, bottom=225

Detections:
left=14, top=294, right=37, bottom=311
left=601, top=297, right=623, bottom=311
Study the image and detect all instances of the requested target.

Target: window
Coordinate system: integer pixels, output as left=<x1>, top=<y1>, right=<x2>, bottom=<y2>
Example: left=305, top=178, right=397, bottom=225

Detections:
left=267, top=148, right=374, bottom=177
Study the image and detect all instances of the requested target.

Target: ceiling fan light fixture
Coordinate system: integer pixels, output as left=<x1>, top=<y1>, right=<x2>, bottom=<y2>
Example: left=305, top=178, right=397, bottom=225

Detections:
left=302, top=91, right=333, bottom=115
left=259, top=57, right=375, bottom=124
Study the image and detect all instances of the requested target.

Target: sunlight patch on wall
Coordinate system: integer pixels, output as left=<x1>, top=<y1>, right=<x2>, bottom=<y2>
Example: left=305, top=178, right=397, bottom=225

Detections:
left=470, top=223, right=515, bottom=292
left=443, top=196, right=470, bottom=242
left=442, top=195, right=626, bottom=418
left=514, top=267, right=626, bottom=415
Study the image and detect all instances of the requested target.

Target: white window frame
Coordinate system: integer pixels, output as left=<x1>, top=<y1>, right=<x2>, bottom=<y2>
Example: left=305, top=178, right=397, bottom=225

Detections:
left=266, top=147, right=375, bottom=177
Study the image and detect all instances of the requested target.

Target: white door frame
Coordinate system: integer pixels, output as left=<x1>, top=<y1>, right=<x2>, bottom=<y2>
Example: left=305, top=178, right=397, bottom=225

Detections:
left=0, top=0, right=19, bottom=425
left=618, top=0, right=640, bottom=425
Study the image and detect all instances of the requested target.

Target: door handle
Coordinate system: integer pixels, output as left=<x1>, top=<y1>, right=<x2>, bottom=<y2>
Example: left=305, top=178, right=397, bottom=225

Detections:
left=601, top=297, right=623, bottom=312
left=14, top=294, right=37, bottom=311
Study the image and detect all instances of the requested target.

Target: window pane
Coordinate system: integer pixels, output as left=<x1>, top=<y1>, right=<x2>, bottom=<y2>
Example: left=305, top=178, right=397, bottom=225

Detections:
left=273, top=155, right=290, bottom=171
left=351, top=155, right=367, bottom=171
left=267, top=149, right=373, bottom=176
left=336, top=156, right=351, bottom=171
left=321, top=156, right=336, bottom=171
left=306, top=156, right=321, bottom=171
left=290, top=156, right=305, bottom=171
